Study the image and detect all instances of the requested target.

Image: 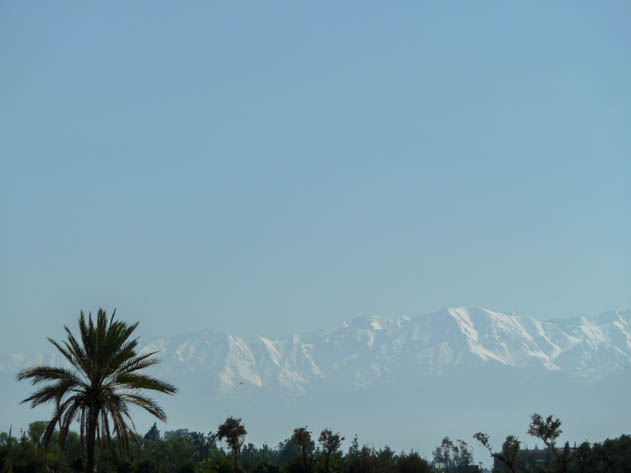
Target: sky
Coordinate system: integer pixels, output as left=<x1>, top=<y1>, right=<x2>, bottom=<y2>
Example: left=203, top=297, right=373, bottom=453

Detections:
left=1, top=1, right=630, bottom=353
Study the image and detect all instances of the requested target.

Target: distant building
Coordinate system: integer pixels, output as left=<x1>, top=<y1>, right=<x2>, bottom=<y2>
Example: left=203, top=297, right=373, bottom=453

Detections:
left=164, top=428, right=191, bottom=440
left=435, top=465, right=482, bottom=473
left=434, top=463, right=482, bottom=473
left=493, top=446, right=555, bottom=472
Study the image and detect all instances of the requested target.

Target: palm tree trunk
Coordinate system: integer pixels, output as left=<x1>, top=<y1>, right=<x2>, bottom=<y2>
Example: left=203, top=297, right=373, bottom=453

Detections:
left=233, top=448, right=238, bottom=472
left=85, top=407, right=98, bottom=473
left=324, top=451, right=330, bottom=473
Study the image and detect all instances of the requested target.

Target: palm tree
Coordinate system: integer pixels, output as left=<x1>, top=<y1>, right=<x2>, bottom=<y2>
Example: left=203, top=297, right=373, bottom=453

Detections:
left=217, top=417, right=247, bottom=472
left=17, top=309, right=177, bottom=473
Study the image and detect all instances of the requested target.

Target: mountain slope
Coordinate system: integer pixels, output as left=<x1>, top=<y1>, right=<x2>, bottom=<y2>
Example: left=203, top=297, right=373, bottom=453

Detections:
left=4, top=307, right=630, bottom=394
left=139, top=307, right=631, bottom=392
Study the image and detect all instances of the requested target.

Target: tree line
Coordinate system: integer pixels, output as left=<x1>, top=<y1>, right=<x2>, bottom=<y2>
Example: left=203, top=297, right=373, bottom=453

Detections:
left=6, top=309, right=630, bottom=473
left=0, top=419, right=434, bottom=473
left=1, top=417, right=630, bottom=473
left=473, top=414, right=631, bottom=473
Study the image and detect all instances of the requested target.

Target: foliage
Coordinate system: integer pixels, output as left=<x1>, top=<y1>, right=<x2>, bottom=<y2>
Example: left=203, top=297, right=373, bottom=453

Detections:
left=474, top=432, right=520, bottom=473
left=319, top=428, right=344, bottom=473
left=1, top=421, right=630, bottom=473
left=431, top=436, right=473, bottom=472
left=217, top=416, right=247, bottom=471
left=527, top=413, right=568, bottom=473
left=16, top=309, right=177, bottom=473
left=145, top=422, right=161, bottom=441
left=291, top=426, right=314, bottom=471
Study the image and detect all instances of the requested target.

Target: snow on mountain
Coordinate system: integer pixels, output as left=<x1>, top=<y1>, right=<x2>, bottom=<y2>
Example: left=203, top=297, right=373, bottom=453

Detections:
left=2, top=307, right=630, bottom=395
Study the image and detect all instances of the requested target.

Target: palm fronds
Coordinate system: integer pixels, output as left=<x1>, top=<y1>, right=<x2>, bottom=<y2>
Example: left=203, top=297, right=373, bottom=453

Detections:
left=17, top=308, right=177, bottom=473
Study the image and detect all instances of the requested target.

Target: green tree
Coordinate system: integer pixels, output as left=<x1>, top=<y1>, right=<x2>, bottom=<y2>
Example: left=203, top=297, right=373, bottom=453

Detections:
left=318, top=428, right=344, bottom=473
left=164, top=434, right=196, bottom=471
left=145, top=423, right=161, bottom=441
left=178, top=463, right=196, bottom=473
left=456, top=439, right=473, bottom=469
left=573, top=441, right=592, bottom=473
left=17, top=309, right=177, bottom=473
left=432, top=437, right=456, bottom=471
left=217, top=417, right=247, bottom=472
left=137, top=457, right=160, bottom=473
left=474, top=433, right=520, bottom=473
left=397, top=451, right=432, bottom=473
left=527, top=413, right=570, bottom=473
left=26, top=422, right=47, bottom=449
left=291, top=426, right=313, bottom=472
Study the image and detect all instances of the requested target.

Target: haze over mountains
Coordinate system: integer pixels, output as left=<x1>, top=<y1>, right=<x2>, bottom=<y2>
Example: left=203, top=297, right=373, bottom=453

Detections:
left=2, top=307, right=630, bottom=461
left=140, top=306, right=631, bottom=389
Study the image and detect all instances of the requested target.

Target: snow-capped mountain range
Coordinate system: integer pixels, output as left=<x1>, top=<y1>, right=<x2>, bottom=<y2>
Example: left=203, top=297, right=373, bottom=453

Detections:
left=4, top=307, right=630, bottom=394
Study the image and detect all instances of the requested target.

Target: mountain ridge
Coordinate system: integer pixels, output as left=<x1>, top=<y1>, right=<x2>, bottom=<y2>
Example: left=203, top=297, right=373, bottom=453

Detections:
left=4, top=306, right=630, bottom=394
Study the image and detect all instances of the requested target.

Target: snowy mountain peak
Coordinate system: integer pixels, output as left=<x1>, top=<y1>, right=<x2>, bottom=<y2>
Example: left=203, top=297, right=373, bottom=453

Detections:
left=2, top=308, right=630, bottom=397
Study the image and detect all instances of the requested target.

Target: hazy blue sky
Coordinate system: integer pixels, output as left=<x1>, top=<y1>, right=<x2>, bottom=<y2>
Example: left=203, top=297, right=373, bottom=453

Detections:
left=1, top=1, right=629, bottom=352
